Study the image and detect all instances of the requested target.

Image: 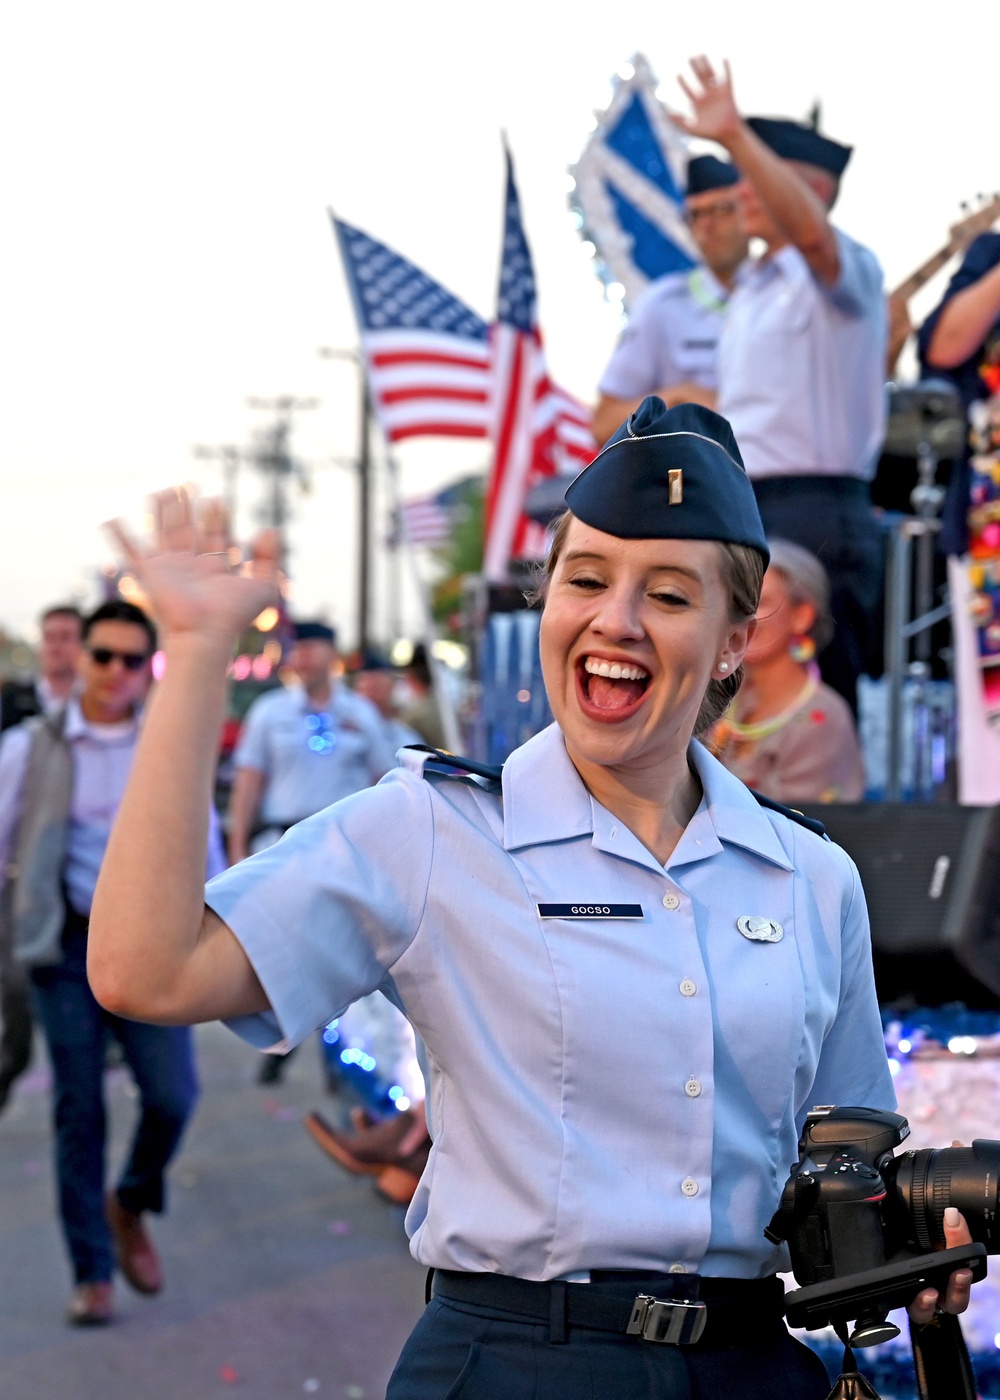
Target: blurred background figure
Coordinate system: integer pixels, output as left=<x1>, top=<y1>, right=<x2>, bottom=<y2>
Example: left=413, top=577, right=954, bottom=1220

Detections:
left=919, top=229, right=1000, bottom=555
left=0, top=604, right=84, bottom=1116
left=0, top=601, right=221, bottom=1326
left=0, top=604, right=82, bottom=731
left=591, top=153, right=748, bottom=445
left=396, top=642, right=445, bottom=750
left=227, top=620, right=394, bottom=1086
left=707, top=539, right=865, bottom=804
left=226, top=620, right=394, bottom=867
left=350, top=649, right=422, bottom=752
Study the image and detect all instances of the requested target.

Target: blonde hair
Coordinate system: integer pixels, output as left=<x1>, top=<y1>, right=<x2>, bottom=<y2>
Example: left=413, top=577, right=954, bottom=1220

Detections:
left=531, top=511, right=764, bottom=736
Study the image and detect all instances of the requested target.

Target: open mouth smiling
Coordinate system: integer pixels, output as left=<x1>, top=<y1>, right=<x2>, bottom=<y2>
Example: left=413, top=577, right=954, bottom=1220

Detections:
left=576, top=655, right=652, bottom=721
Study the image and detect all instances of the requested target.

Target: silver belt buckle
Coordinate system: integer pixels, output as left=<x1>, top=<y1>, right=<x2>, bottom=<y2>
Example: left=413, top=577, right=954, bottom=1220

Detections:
left=627, top=1294, right=708, bottom=1345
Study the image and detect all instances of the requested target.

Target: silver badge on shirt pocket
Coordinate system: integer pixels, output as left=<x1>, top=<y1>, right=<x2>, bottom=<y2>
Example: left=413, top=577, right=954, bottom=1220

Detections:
left=737, top=915, right=784, bottom=943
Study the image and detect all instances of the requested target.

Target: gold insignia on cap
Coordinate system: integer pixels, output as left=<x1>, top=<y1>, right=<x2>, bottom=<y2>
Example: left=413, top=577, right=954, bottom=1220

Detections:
left=668, top=470, right=683, bottom=505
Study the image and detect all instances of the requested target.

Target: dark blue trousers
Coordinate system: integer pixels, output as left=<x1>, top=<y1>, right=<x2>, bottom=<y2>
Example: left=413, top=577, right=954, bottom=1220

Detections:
left=386, top=1296, right=831, bottom=1400
left=753, top=475, right=885, bottom=714
left=29, top=912, right=199, bottom=1284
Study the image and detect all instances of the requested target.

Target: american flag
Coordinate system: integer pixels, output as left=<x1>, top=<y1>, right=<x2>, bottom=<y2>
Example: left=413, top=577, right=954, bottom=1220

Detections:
left=331, top=213, right=492, bottom=442
left=483, top=150, right=596, bottom=581
left=395, top=493, right=452, bottom=547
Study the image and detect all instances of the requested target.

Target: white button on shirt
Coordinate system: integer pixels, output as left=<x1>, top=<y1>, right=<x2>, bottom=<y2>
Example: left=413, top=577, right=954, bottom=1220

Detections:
left=662, top=891, right=681, bottom=910
left=718, top=229, right=887, bottom=481
left=679, top=979, right=697, bottom=997
left=681, top=1178, right=700, bottom=1197
left=685, top=1079, right=703, bottom=1099
left=209, top=723, right=894, bottom=1282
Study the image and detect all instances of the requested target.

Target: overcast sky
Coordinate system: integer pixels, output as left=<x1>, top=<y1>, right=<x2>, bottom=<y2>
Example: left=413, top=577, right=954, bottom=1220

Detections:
left=2, top=0, right=996, bottom=644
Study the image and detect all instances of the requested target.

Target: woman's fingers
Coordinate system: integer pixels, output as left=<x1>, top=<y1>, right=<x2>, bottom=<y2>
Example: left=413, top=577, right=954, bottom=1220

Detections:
left=196, top=496, right=231, bottom=556
left=154, top=487, right=199, bottom=554
left=103, top=518, right=146, bottom=571
left=909, top=1207, right=976, bottom=1322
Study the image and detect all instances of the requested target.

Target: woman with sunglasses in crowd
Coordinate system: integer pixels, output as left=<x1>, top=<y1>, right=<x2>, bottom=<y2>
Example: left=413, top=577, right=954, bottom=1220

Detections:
left=87, top=401, right=973, bottom=1398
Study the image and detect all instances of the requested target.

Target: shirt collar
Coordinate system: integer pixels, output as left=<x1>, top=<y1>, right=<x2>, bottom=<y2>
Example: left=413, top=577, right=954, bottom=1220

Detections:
left=63, top=696, right=141, bottom=743
left=502, top=725, right=793, bottom=872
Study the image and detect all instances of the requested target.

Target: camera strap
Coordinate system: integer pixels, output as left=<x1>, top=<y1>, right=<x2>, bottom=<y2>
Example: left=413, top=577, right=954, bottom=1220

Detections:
left=823, top=1332, right=881, bottom=1400
left=910, top=1312, right=977, bottom=1400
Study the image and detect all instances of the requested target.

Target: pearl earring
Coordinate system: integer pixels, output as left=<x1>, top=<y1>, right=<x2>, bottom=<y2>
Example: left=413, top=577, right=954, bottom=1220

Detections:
left=718, top=661, right=730, bottom=673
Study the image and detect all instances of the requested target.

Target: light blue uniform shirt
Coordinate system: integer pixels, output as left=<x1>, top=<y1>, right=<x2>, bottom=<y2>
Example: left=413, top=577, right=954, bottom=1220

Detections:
left=208, top=724, right=893, bottom=1281
left=599, top=268, right=729, bottom=399
left=718, top=229, right=887, bottom=480
left=234, top=683, right=394, bottom=826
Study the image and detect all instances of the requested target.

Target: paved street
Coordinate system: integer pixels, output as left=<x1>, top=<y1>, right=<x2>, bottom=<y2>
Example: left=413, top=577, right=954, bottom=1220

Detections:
left=0, top=1022, right=426, bottom=1400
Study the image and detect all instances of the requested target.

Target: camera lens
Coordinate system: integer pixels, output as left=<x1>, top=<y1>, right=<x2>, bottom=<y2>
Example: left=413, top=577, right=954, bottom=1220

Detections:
left=891, top=1140, right=1000, bottom=1252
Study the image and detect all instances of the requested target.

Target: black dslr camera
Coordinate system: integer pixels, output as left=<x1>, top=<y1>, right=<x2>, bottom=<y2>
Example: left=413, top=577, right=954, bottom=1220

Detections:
left=766, top=1106, right=999, bottom=1346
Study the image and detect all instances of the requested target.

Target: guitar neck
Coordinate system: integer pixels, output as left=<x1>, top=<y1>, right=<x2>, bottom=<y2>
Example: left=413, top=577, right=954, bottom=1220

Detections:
left=890, top=244, right=956, bottom=304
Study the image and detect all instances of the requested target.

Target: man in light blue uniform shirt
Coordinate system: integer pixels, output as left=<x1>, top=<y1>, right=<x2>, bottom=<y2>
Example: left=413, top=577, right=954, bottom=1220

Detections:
left=678, top=59, right=887, bottom=710
left=226, top=621, right=394, bottom=864
left=592, top=155, right=748, bottom=446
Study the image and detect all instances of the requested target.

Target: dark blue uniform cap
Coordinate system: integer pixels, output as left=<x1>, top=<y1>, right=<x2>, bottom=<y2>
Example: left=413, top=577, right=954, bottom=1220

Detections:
left=746, top=117, right=852, bottom=178
left=293, top=620, right=337, bottom=645
left=686, top=154, right=739, bottom=196
left=564, top=397, right=769, bottom=563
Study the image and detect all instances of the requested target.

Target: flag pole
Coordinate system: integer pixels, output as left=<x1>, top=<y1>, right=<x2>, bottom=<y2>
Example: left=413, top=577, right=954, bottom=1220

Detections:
left=383, top=450, right=463, bottom=754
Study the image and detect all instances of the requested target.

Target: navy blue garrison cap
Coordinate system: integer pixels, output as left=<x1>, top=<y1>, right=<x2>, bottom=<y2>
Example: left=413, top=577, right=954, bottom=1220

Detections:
left=565, top=397, right=769, bottom=563
left=686, top=154, right=739, bottom=196
left=747, top=117, right=852, bottom=178
left=293, top=620, right=337, bottom=645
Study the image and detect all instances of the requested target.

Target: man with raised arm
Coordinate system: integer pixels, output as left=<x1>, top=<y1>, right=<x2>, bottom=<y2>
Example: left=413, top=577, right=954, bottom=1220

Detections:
left=677, top=57, right=887, bottom=711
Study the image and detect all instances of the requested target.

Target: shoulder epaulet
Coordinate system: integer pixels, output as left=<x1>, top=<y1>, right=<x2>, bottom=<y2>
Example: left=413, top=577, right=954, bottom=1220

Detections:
left=403, top=745, right=504, bottom=790
left=750, top=790, right=828, bottom=840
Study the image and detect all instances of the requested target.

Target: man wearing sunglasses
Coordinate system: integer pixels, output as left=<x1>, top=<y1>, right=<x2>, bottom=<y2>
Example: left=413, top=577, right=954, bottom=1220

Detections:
left=0, top=600, right=223, bottom=1325
left=591, top=153, right=749, bottom=446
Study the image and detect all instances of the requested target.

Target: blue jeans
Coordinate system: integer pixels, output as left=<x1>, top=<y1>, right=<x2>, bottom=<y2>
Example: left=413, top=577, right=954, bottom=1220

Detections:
left=30, top=910, right=199, bottom=1284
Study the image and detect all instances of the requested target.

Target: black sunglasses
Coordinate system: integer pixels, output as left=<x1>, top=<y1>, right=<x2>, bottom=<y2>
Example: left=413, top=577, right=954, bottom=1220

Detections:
left=87, top=646, right=149, bottom=672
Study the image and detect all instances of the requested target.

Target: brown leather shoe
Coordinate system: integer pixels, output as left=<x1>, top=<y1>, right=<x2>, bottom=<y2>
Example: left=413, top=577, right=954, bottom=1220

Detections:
left=67, top=1281, right=114, bottom=1326
left=304, top=1110, right=383, bottom=1177
left=105, top=1192, right=163, bottom=1295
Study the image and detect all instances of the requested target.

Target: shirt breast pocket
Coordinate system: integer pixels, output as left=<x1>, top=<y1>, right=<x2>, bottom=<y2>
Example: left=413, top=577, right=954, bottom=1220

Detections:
left=706, top=908, right=805, bottom=1128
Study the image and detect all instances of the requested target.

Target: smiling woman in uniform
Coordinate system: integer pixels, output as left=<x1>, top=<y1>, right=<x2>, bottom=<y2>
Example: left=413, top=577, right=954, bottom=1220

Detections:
left=87, top=398, right=972, bottom=1400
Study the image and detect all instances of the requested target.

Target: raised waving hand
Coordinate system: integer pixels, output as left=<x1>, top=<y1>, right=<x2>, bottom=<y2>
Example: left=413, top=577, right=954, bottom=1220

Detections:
left=105, top=488, right=281, bottom=650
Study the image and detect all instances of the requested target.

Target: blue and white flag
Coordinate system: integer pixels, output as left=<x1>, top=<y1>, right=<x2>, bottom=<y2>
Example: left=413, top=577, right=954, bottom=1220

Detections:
left=569, top=54, right=697, bottom=309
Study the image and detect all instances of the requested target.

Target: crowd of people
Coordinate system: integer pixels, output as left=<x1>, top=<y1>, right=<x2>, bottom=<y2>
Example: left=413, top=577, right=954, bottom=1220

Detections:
left=0, top=49, right=997, bottom=1400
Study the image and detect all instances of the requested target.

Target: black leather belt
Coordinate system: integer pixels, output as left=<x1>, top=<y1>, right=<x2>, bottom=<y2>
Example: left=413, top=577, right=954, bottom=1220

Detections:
left=431, top=1270, right=785, bottom=1347
left=751, top=475, right=871, bottom=502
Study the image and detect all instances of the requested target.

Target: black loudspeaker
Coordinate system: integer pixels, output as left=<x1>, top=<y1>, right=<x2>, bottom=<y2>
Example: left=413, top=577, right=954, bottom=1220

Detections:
left=800, top=804, right=1000, bottom=1010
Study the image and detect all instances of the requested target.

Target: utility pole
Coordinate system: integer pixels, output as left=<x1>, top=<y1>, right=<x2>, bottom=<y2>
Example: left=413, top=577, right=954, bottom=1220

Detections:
left=318, top=349, right=373, bottom=652
left=245, top=396, right=319, bottom=533
left=190, top=443, right=243, bottom=522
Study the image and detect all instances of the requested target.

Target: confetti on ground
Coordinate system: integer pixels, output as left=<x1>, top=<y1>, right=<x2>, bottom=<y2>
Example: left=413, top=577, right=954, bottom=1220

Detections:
left=220, top=1364, right=239, bottom=1384
left=274, top=1105, right=299, bottom=1122
left=303, top=1381, right=320, bottom=1394
left=22, top=1160, right=41, bottom=1177
left=345, top=1388, right=365, bottom=1399
left=178, top=1171, right=198, bottom=1188
left=328, top=1220, right=352, bottom=1235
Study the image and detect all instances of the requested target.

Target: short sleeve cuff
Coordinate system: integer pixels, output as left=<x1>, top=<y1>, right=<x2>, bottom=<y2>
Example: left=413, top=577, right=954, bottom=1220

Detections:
left=205, top=877, right=332, bottom=1052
